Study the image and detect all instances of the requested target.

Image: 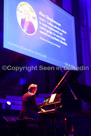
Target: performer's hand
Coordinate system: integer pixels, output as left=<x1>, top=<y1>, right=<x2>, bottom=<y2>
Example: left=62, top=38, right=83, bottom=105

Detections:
left=41, top=108, right=46, bottom=112
left=38, top=108, right=46, bottom=113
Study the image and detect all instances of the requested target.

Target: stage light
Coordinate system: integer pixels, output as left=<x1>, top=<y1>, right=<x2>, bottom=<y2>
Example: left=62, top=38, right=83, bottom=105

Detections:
left=5, top=101, right=11, bottom=109
left=6, top=101, right=11, bottom=106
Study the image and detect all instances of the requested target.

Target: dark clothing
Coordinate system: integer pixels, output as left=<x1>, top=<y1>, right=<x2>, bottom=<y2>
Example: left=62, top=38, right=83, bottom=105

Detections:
left=21, top=19, right=35, bottom=34
left=20, top=92, right=40, bottom=119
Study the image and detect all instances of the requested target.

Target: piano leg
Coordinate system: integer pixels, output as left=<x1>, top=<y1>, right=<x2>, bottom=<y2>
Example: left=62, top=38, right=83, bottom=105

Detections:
left=63, top=116, right=74, bottom=136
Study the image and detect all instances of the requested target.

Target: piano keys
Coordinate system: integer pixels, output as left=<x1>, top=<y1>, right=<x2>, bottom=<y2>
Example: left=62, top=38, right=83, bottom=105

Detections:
left=39, top=93, right=62, bottom=111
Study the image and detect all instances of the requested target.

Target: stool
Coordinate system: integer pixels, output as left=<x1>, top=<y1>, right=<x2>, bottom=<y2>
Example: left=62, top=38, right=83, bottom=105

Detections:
left=2, top=116, right=19, bottom=136
left=16, top=118, right=40, bottom=136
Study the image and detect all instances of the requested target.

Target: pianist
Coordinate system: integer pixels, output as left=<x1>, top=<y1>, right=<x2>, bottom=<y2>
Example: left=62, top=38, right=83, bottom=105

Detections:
left=20, top=84, right=45, bottom=120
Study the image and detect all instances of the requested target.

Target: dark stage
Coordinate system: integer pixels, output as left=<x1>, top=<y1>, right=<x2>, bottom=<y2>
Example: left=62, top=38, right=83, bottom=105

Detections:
left=0, top=0, right=91, bottom=136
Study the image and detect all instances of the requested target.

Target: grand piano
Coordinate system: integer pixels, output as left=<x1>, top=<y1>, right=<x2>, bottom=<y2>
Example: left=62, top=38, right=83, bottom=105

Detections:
left=39, top=70, right=88, bottom=114
left=38, top=70, right=91, bottom=136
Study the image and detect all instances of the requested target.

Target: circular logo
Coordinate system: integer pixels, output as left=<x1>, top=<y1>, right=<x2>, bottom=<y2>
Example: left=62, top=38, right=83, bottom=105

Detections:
left=16, top=2, right=38, bottom=35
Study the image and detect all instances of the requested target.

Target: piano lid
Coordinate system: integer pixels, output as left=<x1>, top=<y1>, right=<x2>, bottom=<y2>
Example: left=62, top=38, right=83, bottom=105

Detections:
left=50, top=70, right=82, bottom=100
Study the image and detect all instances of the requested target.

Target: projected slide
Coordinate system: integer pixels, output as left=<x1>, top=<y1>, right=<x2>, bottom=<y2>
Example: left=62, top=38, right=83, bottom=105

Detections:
left=4, top=0, right=77, bottom=69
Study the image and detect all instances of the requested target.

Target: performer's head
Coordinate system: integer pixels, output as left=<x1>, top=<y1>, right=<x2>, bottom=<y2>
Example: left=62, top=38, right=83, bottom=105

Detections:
left=28, top=84, right=37, bottom=94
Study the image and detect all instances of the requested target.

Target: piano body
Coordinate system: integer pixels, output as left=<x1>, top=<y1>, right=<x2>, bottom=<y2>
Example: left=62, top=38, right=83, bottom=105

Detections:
left=39, top=70, right=90, bottom=114
left=38, top=70, right=91, bottom=136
